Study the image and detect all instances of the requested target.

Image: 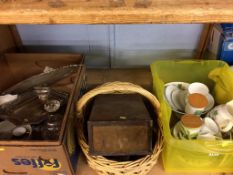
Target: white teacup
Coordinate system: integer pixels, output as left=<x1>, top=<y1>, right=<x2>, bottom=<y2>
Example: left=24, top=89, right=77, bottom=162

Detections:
left=226, top=99, right=233, bottom=116
left=188, top=82, right=209, bottom=96
left=185, top=82, right=210, bottom=115
left=180, top=114, right=203, bottom=139
left=209, top=105, right=233, bottom=132
left=185, top=93, right=208, bottom=115
left=197, top=117, right=221, bottom=140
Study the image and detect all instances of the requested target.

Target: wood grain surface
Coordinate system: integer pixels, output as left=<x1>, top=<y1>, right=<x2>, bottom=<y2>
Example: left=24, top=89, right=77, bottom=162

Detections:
left=76, top=153, right=229, bottom=175
left=195, top=24, right=214, bottom=59
left=0, top=26, right=17, bottom=52
left=0, top=0, right=233, bottom=24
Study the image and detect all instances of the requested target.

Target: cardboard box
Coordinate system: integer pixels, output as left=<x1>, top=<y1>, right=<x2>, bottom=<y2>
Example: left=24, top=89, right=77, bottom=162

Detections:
left=0, top=53, right=86, bottom=175
left=208, top=24, right=223, bottom=57
left=208, top=24, right=233, bottom=64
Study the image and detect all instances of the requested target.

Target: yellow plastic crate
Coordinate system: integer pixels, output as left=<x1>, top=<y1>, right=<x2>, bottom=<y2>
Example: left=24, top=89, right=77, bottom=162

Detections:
left=151, top=60, right=233, bottom=173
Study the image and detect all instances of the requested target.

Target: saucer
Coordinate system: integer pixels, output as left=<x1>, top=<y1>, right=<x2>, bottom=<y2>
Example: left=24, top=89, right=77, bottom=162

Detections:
left=164, top=82, right=189, bottom=112
left=172, top=121, right=190, bottom=140
left=173, top=117, right=222, bottom=140
left=197, top=117, right=222, bottom=140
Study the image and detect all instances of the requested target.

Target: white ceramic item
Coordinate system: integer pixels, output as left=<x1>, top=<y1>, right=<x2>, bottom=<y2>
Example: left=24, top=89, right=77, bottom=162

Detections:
left=208, top=105, right=233, bottom=132
left=12, top=127, right=27, bottom=137
left=197, top=133, right=217, bottom=140
left=164, top=82, right=214, bottom=115
left=197, top=117, right=221, bottom=140
left=172, top=121, right=201, bottom=140
left=181, top=114, right=203, bottom=138
left=0, top=94, right=18, bottom=106
left=185, top=103, right=205, bottom=115
left=202, top=117, right=220, bottom=134
left=164, top=85, right=177, bottom=110
left=205, top=94, right=215, bottom=112
left=12, top=125, right=32, bottom=137
left=188, top=82, right=209, bottom=96
left=226, top=99, right=233, bottom=116
left=172, top=122, right=181, bottom=139
left=164, top=82, right=189, bottom=112
left=173, top=122, right=189, bottom=140
left=173, top=115, right=203, bottom=140
left=185, top=93, right=214, bottom=115
left=185, top=93, right=208, bottom=115
left=171, top=89, right=187, bottom=111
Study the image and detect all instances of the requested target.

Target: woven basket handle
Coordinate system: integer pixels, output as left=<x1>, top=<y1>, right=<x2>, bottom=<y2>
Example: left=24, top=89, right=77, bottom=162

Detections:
left=76, top=81, right=160, bottom=118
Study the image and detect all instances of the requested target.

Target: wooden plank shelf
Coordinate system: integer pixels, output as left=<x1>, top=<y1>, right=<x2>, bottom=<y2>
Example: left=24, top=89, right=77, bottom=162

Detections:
left=76, top=153, right=225, bottom=175
left=0, top=0, right=233, bottom=24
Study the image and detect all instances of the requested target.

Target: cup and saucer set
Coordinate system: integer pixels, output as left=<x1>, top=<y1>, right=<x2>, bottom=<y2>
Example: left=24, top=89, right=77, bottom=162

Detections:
left=164, top=82, right=233, bottom=140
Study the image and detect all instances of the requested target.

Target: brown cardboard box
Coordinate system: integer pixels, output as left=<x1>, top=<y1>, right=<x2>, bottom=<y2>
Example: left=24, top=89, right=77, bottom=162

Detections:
left=0, top=53, right=85, bottom=175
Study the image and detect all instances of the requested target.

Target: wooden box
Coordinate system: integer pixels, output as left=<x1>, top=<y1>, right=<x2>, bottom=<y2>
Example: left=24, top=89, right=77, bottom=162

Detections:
left=88, top=94, right=153, bottom=156
left=0, top=53, right=85, bottom=175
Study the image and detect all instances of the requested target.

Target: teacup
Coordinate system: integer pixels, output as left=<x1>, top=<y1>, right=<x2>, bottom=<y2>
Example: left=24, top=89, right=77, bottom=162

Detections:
left=185, top=93, right=208, bottom=115
left=188, top=82, right=209, bottom=96
left=209, top=105, right=233, bottom=132
left=226, top=99, right=233, bottom=116
left=180, top=114, right=203, bottom=139
left=197, top=117, right=221, bottom=140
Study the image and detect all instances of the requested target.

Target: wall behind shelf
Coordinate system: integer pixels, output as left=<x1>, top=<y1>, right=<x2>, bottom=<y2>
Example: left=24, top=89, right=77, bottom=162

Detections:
left=17, top=24, right=203, bottom=68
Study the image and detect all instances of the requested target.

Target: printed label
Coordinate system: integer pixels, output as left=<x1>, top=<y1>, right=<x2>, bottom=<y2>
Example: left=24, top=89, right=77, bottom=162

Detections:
left=227, top=43, right=233, bottom=50
left=11, top=158, right=61, bottom=171
left=208, top=153, right=220, bottom=157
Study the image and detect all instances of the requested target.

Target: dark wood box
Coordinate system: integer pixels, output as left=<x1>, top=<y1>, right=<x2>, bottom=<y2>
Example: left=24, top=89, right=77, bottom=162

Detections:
left=88, top=94, right=153, bottom=156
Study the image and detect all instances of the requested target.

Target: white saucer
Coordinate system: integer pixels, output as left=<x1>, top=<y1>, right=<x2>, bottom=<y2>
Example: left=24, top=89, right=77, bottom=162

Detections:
left=172, top=121, right=189, bottom=140
left=197, top=117, right=222, bottom=140
left=164, top=82, right=189, bottom=112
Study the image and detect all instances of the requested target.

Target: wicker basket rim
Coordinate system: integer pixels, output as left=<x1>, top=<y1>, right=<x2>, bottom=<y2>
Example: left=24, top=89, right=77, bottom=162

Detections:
left=76, top=81, right=163, bottom=175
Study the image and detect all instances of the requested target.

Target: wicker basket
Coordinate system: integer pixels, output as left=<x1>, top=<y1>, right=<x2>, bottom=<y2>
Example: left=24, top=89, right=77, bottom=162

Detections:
left=76, top=81, right=163, bottom=175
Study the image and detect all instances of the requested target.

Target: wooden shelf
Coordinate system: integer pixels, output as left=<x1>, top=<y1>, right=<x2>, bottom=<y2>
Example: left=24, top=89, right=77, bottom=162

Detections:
left=0, top=0, right=233, bottom=24
left=76, top=153, right=226, bottom=175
